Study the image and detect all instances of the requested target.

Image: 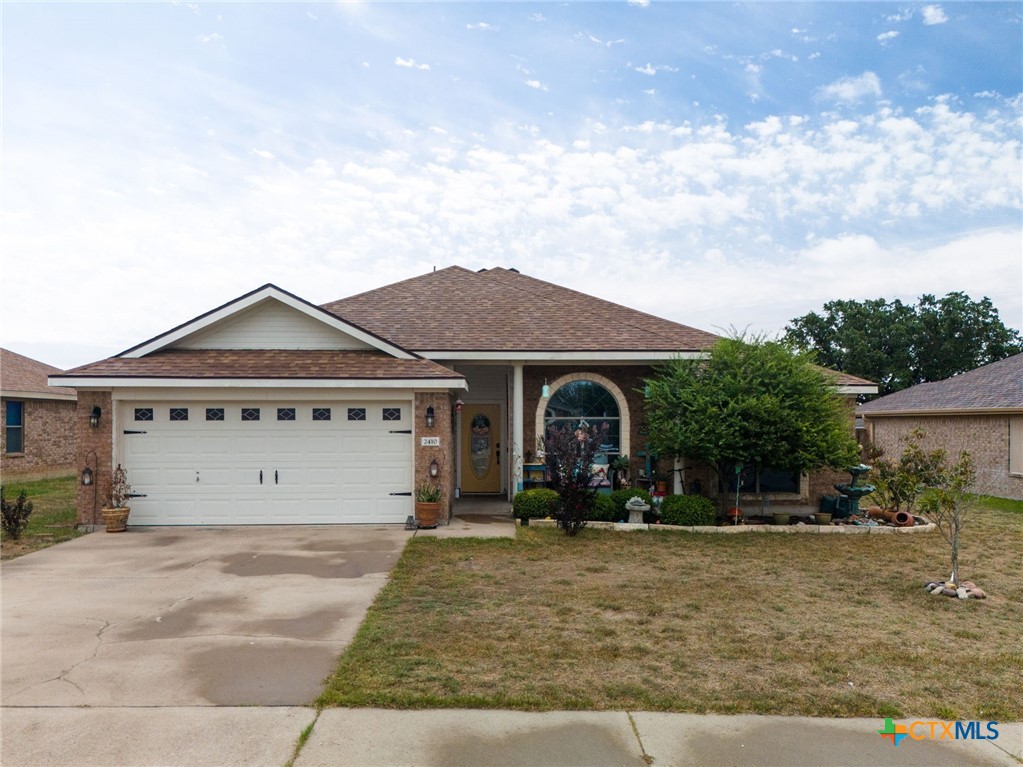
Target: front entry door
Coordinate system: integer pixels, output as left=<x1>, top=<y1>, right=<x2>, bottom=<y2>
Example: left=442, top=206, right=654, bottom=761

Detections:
left=460, top=404, right=501, bottom=494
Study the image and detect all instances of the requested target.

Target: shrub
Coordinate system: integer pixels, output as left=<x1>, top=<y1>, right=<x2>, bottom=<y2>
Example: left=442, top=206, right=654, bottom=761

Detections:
left=545, top=423, right=605, bottom=536
left=588, top=493, right=617, bottom=522
left=1, top=486, right=34, bottom=540
left=513, top=488, right=560, bottom=520
left=660, top=494, right=716, bottom=526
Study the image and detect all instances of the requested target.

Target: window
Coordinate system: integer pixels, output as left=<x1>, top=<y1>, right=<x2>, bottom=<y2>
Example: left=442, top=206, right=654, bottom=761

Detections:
left=383, top=407, right=401, bottom=422
left=545, top=380, right=621, bottom=453
left=4, top=401, right=24, bottom=454
left=241, top=408, right=260, bottom=422
left=277, top=408, right=296, bottom=422
left=312, top=407, right=331, bottom=421
left=728, top=466, right=801, bottom=494
left=169, top=408, right=189, bottom=422
left=205, top=408, right=225, bottom=422
left=134, top=408, right=154, bottom=422
left=1011, top=417, right=1023, bottom=476
left=347, top=408, right=366, bottom=421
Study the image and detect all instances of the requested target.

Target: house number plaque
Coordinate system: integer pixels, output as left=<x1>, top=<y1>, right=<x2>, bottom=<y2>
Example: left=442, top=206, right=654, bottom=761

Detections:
left=421, top=436, right=441, bottom=447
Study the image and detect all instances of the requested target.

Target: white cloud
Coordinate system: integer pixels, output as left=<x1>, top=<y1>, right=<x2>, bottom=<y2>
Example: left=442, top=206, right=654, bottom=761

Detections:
left=198, top=32, right=223, bottom=44
left=394, top=57, right=430, bottom=70
left=627, top=0, right=650, bottom=7
left=529, top=13, right=546, bottom=22
left=817, top=72, right=883, bottom=104
left=466, top=22, right=498, bottom=31
left=634, top=63, right=678, bottom=76
left=921, top=5, right=948, bottom=25
left=525, top=80, right=548, bottom=92
left=251, top=148, right=274, bottom=160
left=877, top=30, right=900, bottom=45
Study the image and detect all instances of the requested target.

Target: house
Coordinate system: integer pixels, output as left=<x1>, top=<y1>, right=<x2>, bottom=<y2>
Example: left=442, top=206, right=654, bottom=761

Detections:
left=859, top=353, right=1023, bottom=501
left=1, top=348, right=77, bottom=480
left=51, top=266, right=876, bottom=526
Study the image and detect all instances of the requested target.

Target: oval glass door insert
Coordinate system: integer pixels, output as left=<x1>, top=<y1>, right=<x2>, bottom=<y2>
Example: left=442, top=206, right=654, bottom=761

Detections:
left=470, top=413, right=492, bottom=478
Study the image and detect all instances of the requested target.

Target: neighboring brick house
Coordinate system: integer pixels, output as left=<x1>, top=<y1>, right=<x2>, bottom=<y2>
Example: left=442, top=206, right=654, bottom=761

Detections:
left=859, top=353, right=1023, bottom=501
left=1, top=348, right=77, bottom=480
left=52, top=267, right=875, bottom=527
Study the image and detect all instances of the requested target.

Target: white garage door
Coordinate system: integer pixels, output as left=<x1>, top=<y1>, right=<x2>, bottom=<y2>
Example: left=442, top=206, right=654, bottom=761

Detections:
left=118, top=400, right=413, bottom=525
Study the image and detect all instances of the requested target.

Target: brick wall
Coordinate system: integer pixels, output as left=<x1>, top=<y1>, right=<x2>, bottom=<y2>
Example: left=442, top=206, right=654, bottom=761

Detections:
left=75, top=391, right=113, bottom=526
left=1, top=397, right=77, bottom=480
left=864, top=414, right=1023, bottom=501
left=414, top=392, right=455, bottom=522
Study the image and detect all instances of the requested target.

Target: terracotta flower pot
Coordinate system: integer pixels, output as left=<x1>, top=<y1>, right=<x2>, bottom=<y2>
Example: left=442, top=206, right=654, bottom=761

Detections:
left=414, top=501, right=440, bottom=529
left=102, top=507, right=130, bottom=533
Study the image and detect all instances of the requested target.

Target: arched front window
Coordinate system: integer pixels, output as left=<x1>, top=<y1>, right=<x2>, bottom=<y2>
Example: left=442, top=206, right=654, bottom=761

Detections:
left=545, top=380, right=621, bottom=454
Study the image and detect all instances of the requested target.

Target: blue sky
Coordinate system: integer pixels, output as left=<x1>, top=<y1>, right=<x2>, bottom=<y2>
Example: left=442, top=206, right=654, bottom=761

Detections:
left=3, top=2, right=1021, bottom=368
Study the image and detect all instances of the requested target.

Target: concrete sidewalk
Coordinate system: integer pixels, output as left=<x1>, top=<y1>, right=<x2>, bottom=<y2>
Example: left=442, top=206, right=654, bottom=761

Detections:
left=2, top=707, right=1019, bottom=766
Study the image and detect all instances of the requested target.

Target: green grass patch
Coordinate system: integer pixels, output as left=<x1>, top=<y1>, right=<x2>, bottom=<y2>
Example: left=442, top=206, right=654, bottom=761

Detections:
left=1, top=475, right=82, bottom=560
left=319, top=498, right=1022, bottom=719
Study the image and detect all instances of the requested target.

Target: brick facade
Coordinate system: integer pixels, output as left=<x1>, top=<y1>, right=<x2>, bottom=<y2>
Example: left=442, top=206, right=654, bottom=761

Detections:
left=1, top=397, right=77, bottom=480
left=864, top=414, right=1023, bottom=501
left=414, top=391, right=456, bottom=522
left=522, top=369, right=860, bottom=511
left=74, top=391, right=113, bottom=526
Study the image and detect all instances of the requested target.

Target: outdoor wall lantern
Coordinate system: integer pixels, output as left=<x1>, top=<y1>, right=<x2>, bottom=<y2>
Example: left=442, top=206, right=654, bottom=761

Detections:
left=454, top=399, right=463, bottom=413
left=89, top=406, right=102, bottom=428
left=425, top=406, right=435, bottom=428
left=81, top=467, right=94, bottom=486
left=429, top=459, right=440, bottom=478
left=541, top=379, right=551, bottom=398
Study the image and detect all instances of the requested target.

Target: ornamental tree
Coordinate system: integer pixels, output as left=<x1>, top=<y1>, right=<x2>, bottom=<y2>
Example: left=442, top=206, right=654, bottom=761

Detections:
left=644, top=336, right=860, bottom=512
left=543, top=422, right=604, bottom=536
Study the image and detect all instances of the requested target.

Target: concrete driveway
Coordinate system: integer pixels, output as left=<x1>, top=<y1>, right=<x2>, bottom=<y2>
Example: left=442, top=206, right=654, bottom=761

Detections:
left=2, top=525, right=407, bottom=708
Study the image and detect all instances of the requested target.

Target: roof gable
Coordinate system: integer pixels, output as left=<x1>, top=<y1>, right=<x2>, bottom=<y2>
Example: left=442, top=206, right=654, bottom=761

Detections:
left=322, top=266, right=721, bottom=355
left=123, top=284, right=415, bottom=360
left=860, top=353, right=1023, bottom=414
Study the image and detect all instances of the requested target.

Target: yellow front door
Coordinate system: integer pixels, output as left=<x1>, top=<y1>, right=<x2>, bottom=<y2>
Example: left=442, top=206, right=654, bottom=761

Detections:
left=460, top=404, right=502, bottom=494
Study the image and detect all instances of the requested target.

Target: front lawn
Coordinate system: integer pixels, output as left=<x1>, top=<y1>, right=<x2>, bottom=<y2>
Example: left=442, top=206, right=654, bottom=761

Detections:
left=319, top=498, right=1023, bottom=719
left=1, top=475, right=82, bottom=560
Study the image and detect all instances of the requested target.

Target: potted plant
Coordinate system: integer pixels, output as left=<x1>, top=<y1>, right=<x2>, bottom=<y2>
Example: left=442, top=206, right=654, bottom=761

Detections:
left=610, top=455, right=630, bottom=487
left=102, top=464, right=132, bottom=533
left=414, top=481, right=443, bottom=529
left=652, top=470, right=670, bottom=494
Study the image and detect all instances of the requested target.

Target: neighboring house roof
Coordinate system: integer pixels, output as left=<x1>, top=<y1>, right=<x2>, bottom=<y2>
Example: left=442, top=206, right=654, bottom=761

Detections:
left=56, top=350, right=464, bottom=385
left=859, top=353, right=1023, bottom=415
left=322, top=266, right=722, bottom=354
left=0, top=348, right=76, bottom=400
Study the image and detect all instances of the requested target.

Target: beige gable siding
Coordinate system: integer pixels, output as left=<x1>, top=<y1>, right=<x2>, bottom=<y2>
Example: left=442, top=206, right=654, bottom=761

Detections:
left=1010, top=417, right=1023, bottom=477
left=179, top=299, right=374, bottom=351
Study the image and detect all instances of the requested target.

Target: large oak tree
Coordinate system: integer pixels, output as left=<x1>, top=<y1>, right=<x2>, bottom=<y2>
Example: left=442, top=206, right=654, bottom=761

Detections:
left=784, top=292, right=1021, bottom=396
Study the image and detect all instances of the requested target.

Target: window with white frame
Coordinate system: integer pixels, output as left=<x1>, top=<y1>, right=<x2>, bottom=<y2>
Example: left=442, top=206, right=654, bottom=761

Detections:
left=1010, top=417, right=1023, bottom=476
left=4, top=400, right=24, bottom=454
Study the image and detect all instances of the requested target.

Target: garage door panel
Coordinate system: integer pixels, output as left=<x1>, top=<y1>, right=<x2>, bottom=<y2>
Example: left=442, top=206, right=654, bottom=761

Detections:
left=118, top=400, right=413, bottom=525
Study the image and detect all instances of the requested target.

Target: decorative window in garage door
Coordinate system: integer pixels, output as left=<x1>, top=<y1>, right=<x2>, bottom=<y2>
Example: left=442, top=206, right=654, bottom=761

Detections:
left=312, top=408, right=331, bottom=421
left=347, top=408, right=366, bottom=421
left=241, top=408, right=260, bottom=422
left=206, top=408, right=225, bottom=421
left=383, top=407, right=402, bottom=421
left=169, top=408, right=189, bottom=421
left=277, top=408, right=296, bottom=421
left=134, top=408, right=154, bottom=421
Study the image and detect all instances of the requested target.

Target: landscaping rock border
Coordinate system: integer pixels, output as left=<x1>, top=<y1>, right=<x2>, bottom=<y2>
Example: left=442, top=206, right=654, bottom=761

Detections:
left=518, top=519, right=938, bottom=534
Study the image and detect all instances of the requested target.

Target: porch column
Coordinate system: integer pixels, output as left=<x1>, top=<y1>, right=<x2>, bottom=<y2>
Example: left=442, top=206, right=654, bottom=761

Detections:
left=512, top=362, right=524, bottom=494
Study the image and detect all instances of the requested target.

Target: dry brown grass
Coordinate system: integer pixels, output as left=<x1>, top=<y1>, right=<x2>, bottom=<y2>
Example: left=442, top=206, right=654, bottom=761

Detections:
left=319, top=502, right=1023, bottom=719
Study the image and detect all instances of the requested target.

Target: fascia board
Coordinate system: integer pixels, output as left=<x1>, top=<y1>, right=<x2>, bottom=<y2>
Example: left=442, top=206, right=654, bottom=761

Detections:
left=48, top=377, right=467, bottom=390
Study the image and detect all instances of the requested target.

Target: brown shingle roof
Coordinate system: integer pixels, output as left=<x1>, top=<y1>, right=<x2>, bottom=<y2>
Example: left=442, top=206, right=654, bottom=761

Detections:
left=57, top=349, right=463, bottom=382
left=1, top=348, right=76, bottom=397
left=859, top=353, right=1023, bottom=413
left=322, top=266, right=722, bottom=352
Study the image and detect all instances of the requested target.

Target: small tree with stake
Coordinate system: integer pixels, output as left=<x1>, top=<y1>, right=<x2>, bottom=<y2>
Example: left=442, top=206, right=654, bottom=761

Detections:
left=920, top=451, right=978, bottom=589
left=544, top=422, right=603, bottom=536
